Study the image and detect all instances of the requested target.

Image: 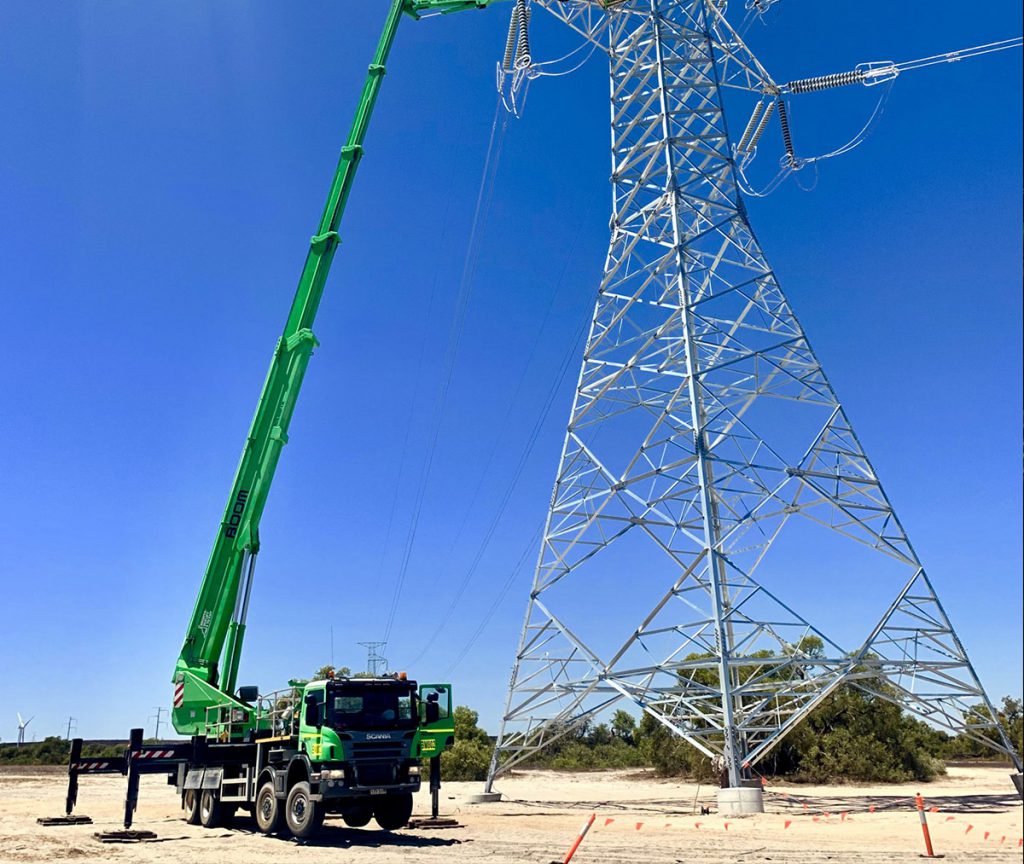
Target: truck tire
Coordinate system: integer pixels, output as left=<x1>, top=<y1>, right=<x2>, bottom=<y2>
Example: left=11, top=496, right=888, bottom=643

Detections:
left=255, top=781, right=286, bottom=835
left=285, top=781, right=324, bottom=839
left=183, top=789, right=200, bottom=825
left=341, top=803, right=373, bottom=827
left=199, top=789, right=222, bottom=828
left=373, top=793, right=413, bottom=831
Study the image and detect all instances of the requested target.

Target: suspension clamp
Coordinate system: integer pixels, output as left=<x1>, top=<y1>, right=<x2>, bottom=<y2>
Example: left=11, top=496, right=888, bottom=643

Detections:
left=310, top=231, right=339, bottom=252
left=340, top=144, right=364, bottom=162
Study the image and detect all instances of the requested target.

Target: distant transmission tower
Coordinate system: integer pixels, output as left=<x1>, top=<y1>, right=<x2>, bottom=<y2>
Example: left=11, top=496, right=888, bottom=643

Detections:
left=359, top=641, right=389, bottom=677
left=487, top=0, right=1021, bottom=809
left=149, top=707, right=166, bottom=740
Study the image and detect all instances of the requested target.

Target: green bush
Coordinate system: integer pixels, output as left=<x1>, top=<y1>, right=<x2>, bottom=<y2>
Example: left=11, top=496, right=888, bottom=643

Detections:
left=635, top=712, right=715, bottom=779
left=942, top=696, right=1022, bottom=760
left=441, top=739, right=493, bottom=781
left=768, top=685, right=947, bottom=783
left=435, top=706, right=494, bottom=781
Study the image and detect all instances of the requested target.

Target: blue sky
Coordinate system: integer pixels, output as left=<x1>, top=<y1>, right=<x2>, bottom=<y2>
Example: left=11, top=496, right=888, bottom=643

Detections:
left=0, top=1, right=1020, bottom=743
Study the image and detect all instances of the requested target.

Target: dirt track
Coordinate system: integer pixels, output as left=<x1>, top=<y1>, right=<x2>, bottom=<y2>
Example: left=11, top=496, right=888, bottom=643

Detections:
left=0, top=765, right=1021, bottom=863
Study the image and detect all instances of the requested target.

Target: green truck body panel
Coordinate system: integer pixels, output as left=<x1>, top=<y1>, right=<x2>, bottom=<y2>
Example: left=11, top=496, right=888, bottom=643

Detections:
left=415, top=683, right=455, bottom=757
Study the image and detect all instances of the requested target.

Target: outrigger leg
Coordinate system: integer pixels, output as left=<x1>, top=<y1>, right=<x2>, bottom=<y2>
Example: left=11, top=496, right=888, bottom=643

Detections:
left=36, top=738, right=95, bottom=826
left=408, top=755, right=460, bottom=829
left=94, top=729, right=158, bottom=843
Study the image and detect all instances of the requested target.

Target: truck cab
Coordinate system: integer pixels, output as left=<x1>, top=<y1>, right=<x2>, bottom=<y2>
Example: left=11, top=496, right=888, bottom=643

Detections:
left=243, top=677, right=453, bottom=836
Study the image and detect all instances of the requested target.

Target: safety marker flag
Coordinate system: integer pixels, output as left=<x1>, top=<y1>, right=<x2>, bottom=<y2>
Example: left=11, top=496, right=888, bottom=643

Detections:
left=603, top=818, right=614, bottom=827
left=784, top=820, right=792, bottom=829
left=635, top=822, right=643, bottom=831
left=964, top=825, right=973, bottom=835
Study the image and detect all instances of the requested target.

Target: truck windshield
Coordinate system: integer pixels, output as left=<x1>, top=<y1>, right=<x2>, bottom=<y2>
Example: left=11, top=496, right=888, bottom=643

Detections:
left=327, top=684, right=417, bottom=731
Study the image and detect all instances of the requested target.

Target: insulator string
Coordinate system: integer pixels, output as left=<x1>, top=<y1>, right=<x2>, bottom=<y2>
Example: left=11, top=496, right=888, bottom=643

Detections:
left=514, top=0, right=531, bottom=70
left=736, top=100, right=766, bottom=152
left=787, top=69, right=865, bottom=94
left=503, top=5, right=520, bottom=73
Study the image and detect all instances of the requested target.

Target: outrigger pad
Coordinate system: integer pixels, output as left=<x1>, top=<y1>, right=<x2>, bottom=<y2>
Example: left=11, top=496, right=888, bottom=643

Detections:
left=406, top=817, right=461, bottom=830
left=37, top=815, right=93, bottom=826
left=94, top=830, right=158, bottom=843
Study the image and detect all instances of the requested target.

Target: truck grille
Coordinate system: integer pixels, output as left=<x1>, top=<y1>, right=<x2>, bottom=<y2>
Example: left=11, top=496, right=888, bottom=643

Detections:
left=352, top=741, right=404, bottom=760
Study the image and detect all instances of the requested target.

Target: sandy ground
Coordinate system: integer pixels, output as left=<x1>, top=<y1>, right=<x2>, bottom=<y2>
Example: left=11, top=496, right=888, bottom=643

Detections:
left=0, top=765, right=1020, bottom=863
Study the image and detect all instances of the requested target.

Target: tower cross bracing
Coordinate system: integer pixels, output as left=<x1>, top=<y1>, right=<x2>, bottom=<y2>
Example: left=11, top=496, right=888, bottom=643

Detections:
left=487, top=0, right=1021, bottom=789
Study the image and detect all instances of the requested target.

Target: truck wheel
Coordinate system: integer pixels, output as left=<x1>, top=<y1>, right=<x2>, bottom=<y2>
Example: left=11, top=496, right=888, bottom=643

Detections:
left=255, top=781, right=286, bottom=835
left=183, top=789, right=200, bottom=825
left=341, top=803, right=372, bottom=827
left=285, top=781, right=324, bottom=839
left=199, top=789, right=222, bottom=828
left=373, top=793, right=413, bottom=831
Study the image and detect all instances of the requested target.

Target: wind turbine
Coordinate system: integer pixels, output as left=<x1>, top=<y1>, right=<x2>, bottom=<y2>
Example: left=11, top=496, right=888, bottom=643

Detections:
left=16, top=712, right=34, bottom=746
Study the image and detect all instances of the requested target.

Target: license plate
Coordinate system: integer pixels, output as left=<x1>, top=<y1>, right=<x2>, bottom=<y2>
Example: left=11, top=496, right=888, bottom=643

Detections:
left=369, top=788, right=386, bottom=795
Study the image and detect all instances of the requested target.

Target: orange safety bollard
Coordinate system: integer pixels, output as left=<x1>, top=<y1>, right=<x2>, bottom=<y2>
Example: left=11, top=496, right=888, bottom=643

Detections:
left=915, top=793, right=943, bottom=858
left=559, top=812, right=596, bottom=864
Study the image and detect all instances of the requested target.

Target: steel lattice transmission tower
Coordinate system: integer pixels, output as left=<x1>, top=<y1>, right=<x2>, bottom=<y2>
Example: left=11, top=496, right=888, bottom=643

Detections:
left=486, top=0, right=1021, bottom=797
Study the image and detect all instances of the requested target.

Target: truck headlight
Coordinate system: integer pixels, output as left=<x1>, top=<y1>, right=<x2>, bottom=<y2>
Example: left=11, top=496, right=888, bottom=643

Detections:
left=324, top=769, right=345, bottom=780
left=408, top=765, right=421, bottom=777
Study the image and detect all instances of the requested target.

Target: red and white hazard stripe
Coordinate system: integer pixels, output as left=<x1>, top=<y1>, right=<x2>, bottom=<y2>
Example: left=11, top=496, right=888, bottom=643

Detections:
left=73, top=762, right=111, bottom=771
left=136, top=750, right=177, bottom=759
left=173, top=682, right=184, bottom=708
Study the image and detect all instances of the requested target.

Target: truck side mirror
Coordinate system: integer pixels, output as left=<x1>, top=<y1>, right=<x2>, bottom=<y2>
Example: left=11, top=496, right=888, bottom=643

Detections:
left=304, top=695, right=322, bottom=728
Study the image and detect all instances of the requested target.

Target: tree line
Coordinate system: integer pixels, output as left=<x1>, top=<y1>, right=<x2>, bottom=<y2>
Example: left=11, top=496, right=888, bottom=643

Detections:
left=441, top=691, right=1022, bottom=783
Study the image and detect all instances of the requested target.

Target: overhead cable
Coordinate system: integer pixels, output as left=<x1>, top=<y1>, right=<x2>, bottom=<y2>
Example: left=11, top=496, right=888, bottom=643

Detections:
left=381, top=96, right=509, bottom=643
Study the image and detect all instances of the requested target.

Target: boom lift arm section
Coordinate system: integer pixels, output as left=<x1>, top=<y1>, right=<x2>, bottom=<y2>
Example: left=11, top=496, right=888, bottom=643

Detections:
left=172, top=0, right=501, bottom=734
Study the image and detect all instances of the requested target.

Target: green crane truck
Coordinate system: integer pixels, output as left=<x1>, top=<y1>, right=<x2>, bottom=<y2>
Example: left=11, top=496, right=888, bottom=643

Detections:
left=55, top=0, right=512, bottom=839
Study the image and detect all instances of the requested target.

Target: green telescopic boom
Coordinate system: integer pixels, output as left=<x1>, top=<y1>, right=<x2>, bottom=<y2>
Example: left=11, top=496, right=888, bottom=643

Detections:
left=172, top=0, right=501, bottom=735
